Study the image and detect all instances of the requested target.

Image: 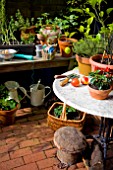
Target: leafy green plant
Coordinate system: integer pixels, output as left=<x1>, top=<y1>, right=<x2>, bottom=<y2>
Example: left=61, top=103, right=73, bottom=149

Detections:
left=0, top=0, right=6, bottom=32
left=54, top=105, right=76, bottom=118
left=73, top=34, right=106, bottom=58
left=0, top=84, right=18, bottom=111
left=89, top=68, right=113, bottom=90
left=70, top=0, right=113, bottom=37
left=0, top=8, right=35, bottom=45
left=0, top=99, right=17, bottom=111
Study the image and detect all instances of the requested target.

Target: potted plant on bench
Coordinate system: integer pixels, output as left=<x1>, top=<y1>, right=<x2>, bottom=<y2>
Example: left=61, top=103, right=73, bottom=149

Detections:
left=0, top=84, right=18, bottom=126
left=0, top=4, right=36, bottom=55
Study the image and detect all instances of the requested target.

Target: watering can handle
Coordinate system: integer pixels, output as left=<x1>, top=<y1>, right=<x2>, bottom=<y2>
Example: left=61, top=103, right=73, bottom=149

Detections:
left=19, top=86, right=30, bottom=99
left=43, top=86, right=51, bottom=99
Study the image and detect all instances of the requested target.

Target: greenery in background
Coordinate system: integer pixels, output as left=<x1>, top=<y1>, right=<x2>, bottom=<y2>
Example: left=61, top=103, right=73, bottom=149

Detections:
left=0, top=7, right=36, bottom=45
left=69, top=0, right=113, bottom=38
left=35, top=12, right=79, bottom=40
left=1, top=0, right=113, bottom=45
left=0, top=0, right=5, bottom=31
left=0, top=84, right=18, bottom=111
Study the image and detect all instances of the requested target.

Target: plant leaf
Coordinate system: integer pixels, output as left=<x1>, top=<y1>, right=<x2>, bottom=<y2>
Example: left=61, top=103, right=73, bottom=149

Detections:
left=106, top=8, right=113, bottom=15
left=87, top=17, right=94, bottom=25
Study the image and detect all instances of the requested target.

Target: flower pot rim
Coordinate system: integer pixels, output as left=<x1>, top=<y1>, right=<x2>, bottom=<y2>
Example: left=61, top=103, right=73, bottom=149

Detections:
left=76, top=54, right=90, bottom=64
left=90, top=54, right=113, bottom=69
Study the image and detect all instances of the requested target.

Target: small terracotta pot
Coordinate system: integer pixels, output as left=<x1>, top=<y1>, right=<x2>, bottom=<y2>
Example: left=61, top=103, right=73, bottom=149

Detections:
left=0, top=105, right=18, bottom=126
left=58, top=38, right=77, bottom=58
left=90, top=54, right=113, bottom=71
left=88, top=85, right=112, bottom=100
left=76, top=54, right=91, bottom=76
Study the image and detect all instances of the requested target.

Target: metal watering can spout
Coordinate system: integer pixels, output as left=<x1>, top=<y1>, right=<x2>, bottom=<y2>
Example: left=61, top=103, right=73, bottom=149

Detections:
left=4, top=81, right=30, bottom=104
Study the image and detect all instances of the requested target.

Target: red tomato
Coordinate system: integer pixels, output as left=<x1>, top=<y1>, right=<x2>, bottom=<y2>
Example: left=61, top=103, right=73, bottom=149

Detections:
left=71, top=78, right=80, bottom=87
left=81, top=76, right=89, bottom=85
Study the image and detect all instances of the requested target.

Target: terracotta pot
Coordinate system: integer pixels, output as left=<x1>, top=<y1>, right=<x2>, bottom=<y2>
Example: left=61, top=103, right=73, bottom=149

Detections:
left=0, top=105, right=18, bottom=126
left=90, top=54, right=113, bottom=71
left=58, top=38, right=77, bottom=58
left=88, top=85, right=112, bottom=100
left=20, top=26, right=36, bottom=41
left=75, top=54, right=91, bottom=76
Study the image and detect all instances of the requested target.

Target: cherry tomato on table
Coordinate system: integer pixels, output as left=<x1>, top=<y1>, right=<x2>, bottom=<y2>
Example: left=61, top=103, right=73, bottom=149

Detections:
left=71, top=78, right=80, bottom=87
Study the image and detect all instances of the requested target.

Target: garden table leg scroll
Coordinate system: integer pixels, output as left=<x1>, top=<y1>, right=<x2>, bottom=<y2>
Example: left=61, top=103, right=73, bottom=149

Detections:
left=89, top=117, right=113, bottom=168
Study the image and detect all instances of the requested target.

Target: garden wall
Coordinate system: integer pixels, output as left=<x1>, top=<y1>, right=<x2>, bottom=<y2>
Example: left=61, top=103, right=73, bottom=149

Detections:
left=6, top=0, right=66, bottom=18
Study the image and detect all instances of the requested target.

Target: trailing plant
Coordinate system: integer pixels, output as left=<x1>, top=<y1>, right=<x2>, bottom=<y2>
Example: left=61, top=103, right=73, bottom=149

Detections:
left=89, top=68, right=113, bottom=90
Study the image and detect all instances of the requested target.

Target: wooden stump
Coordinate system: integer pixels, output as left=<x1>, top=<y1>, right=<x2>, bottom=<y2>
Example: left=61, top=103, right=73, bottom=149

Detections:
left=54, top=126, right=88, bottom=165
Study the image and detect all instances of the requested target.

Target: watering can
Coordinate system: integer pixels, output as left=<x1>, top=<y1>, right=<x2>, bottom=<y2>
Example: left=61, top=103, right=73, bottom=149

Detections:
left=5, top=81, right=51, bottom=107
left=4, top=81, right=29, bottom=104
left=29, top=83, right=51, bottom=106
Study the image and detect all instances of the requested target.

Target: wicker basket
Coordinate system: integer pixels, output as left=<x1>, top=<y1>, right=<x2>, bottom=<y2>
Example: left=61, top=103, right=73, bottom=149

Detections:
left=47, top=102, right=86, bottom=131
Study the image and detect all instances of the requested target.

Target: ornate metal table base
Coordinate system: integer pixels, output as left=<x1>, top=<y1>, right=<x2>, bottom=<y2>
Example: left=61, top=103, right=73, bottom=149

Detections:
left=90, top=117, right=113, bottom=169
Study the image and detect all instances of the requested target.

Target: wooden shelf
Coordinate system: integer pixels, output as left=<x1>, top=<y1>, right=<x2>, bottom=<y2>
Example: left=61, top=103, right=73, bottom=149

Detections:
left=0, top=54, right=75, bottom=73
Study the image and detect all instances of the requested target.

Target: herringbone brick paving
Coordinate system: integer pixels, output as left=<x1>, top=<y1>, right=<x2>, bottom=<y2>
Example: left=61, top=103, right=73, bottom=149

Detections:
left=0, top=104, right=113, bottom=170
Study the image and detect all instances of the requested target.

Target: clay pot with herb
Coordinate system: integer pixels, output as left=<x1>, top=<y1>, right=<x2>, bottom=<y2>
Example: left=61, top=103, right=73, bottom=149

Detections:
left=0, top=84, right=18, bottom=126
left=88, top=68, right=113, bottom=100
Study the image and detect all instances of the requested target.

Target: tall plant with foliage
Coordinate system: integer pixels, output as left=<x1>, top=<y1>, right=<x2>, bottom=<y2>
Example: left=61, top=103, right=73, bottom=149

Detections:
left=69, top=0, right=113, bottom=37
left=0, top=0, right=5, bottom=27
left=0, top=0, right=6, bottom=37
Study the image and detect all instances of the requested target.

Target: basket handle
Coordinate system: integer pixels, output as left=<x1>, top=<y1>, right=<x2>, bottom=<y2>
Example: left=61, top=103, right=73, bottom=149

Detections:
left=60, top=103, right=67, bottom=120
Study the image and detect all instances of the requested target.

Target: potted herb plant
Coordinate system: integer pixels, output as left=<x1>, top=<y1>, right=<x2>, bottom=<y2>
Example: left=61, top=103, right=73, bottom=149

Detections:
left=0, top=84, right=18, bottom=126
left=47, top=102, right=86, bottom=131
left=88, top=68, right=113, bottom=100
left=36, top=13, right=61, bottom=46
left=73, top=34, right=106, bottom=75
left=57, top=14, right=78, bottom=57
left=58, top=32, right=77, bottom=58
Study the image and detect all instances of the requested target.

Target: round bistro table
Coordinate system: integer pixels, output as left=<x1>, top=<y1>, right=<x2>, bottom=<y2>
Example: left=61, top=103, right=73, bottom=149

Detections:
left=53, top=69, right=113, bottom=168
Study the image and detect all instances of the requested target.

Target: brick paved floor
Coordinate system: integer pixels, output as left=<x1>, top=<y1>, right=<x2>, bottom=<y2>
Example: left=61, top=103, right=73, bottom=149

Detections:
left=0, top=105, right=113, bottom=170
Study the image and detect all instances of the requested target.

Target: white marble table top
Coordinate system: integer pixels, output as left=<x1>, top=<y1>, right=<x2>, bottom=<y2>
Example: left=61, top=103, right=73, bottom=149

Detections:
left=53, top=69, right=113, bottom=119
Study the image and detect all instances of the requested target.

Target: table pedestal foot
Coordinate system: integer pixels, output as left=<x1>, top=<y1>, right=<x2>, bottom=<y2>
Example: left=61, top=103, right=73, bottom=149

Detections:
left=87, top=117, right=113, bottom=169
